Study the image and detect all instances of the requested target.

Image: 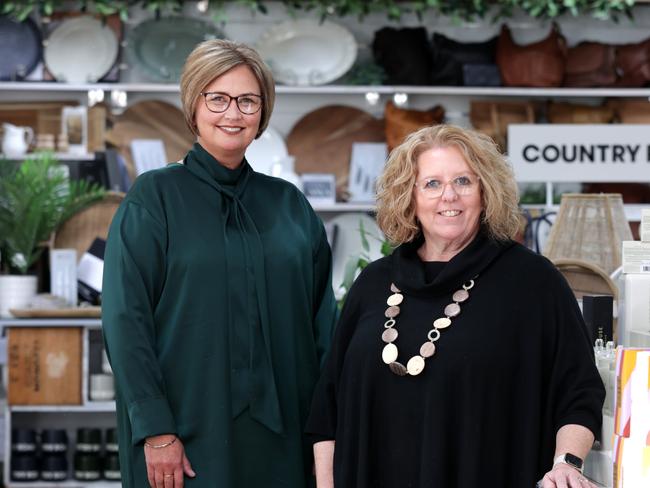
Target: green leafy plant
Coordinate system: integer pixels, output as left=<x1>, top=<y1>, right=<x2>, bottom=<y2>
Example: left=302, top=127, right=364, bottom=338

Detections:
left=338, top=218, right=393, bottom=308
left=0, top=0, right=639, bottom=23
left=0, top=153, right=106, bottom=274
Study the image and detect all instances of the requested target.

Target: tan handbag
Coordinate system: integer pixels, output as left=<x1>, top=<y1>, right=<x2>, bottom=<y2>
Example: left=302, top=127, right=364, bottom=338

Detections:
left=606, top=99, right=650, bottom=123
left=496, top=24, right=567, bottom=87
left=384, top=101, right=445, bottom=152
left=470, top=101, right=536, bottom=150
left=547, top=102, right=615, bottom=124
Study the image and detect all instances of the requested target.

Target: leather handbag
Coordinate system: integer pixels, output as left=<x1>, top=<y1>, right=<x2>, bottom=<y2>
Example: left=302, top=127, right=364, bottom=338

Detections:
left=564, top=42, right=617, bottom=87
left=470, top=101, right=536, bottom=150
left=615, top=37, right=650, bottom=87
left=496, top=24, right=567, bottom=87
left=384, top=101, right=445, bottom=151
left=547, top=102, right=615, bottom=124
left=430, top=33, right=499, bottom=86
left=606, top=99, right=650, bottom=123
left=372, top=27, right=432, bottom=85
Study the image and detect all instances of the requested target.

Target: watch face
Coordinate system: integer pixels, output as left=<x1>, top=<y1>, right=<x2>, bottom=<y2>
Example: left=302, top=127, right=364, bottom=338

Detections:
left=565, top=453, right=583, bottom=469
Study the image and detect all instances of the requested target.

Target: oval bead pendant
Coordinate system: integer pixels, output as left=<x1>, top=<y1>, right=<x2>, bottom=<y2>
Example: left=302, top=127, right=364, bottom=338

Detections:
left=433, top=317, right=451, bottom=329
left=444, top=303, right=461, bottom=317
left=386, top=293, right=404, bottom=306
left=389, top=361, right=407, bottom=376
left=385, top=306, right=400, bottom=318
left=452, top=289, right=469, bottom=303
left=406, top=356, right=425, bottom=376
left=382, top=328, right=398, bottom=343
left=382, top=343, right=398, bottom=364
left=420, top=341, right=436, bottom=358
left=390, top=283, right=401, bottom=293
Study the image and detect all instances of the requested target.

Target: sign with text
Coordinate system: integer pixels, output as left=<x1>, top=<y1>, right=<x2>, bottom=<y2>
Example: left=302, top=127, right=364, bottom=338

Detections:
left=508, top=124, right=650, bottom=182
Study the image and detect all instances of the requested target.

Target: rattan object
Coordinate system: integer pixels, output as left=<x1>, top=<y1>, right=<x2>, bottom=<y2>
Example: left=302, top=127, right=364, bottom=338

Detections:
left=52, top=192, right=124, bottom=261
left=544, top=193, right=632, bottom=275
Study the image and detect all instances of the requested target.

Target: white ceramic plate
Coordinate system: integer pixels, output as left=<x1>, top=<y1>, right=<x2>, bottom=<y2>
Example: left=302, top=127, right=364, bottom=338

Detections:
left=245, top=125, right=288, bottom=175
left=329, top=213, right=384, bottom=297
left=256, top=19, right=357, bottom=86
left=44, top=16, right=118, bottom=82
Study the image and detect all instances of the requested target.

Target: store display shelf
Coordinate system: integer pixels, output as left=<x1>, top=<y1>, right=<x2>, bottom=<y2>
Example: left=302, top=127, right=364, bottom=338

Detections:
left=521, top=203, right=647, bottom=221
left=1, top=152, right=96, bottom=161
left=0, top=319, right=102, bottom=329
left=10, top=402, right=115, bottom=413
left=2, top=81, right=650, bottom=98
left=7, top=481, right=120, bottom=488
left=313, top=202, right=375, bottom=212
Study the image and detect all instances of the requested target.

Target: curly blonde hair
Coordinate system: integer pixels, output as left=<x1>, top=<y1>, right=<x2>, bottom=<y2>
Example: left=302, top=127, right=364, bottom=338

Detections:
left=180, top=39, right=275, bottom=138
left=376, top=124, right=521, bottom=245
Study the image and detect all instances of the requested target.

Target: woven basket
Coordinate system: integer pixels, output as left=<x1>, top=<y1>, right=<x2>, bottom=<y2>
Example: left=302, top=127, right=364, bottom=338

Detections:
left=52, top=192, right=124, bottom=261
left=544, top=193, right=632, bottom=275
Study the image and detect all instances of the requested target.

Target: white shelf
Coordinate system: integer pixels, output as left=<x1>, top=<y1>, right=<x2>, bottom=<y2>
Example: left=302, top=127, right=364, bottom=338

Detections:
left=521, top=203, right=649, bottom=221
left=10, top=402, right=115, bottom=413
left=7, top=482, right=120, bottom=488
left=0, top=319, right=101, bottom=328
left=313, top=202, right=375, bottom=212
left=1, top=153, right=95, bottom=161
left=2, top=81, right=650, bottom=98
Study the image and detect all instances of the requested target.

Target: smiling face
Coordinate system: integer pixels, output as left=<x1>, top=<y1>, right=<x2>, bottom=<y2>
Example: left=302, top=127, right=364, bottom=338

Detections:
left=413, top=146, right=483, bottom=258
left=194, top=64, right=262, bottom=169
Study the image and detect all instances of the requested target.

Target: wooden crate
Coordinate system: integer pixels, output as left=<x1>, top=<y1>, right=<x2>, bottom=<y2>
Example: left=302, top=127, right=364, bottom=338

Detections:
left=7, top=327, right=82, bottom=405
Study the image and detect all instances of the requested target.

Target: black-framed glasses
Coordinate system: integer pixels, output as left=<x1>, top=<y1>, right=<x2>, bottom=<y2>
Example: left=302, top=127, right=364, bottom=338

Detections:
left=414, top=175, right=481, bottom=199
left=200, top=91, right=263, bottom=115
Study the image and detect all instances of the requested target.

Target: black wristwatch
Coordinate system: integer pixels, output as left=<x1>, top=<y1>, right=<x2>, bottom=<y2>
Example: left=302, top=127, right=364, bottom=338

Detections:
left=553, top=453, right=584, bottom=474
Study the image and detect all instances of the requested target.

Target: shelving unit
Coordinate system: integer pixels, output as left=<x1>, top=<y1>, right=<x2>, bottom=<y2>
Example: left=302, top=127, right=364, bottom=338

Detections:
left=0, top=319, right=118, bottom=488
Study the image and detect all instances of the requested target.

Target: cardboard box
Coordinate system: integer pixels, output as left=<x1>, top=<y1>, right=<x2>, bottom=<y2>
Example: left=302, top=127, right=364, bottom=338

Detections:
left=7, top=327, right=82, bottom=405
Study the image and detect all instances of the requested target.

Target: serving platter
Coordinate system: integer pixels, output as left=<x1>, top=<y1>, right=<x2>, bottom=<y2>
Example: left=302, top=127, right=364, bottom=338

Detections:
left=256, top=19, right=357, bottom=86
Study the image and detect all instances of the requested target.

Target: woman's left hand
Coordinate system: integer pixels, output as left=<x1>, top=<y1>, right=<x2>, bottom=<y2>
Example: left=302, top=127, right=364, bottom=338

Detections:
left=540, top=463, right=596, bottom=488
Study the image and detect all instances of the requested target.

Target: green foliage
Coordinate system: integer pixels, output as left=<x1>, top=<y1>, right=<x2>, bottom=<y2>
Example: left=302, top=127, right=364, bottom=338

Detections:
left=0, top=153, right=106, bottom=274
left=0, top=0, right=639, bottom=22
left=338, top=218, right=393, bottom=309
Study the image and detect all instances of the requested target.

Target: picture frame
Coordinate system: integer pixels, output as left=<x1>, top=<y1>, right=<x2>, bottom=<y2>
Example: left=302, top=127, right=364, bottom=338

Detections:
left=300, top=173, right=336, bottom=206
left=61, top=105, right=88, bottom=155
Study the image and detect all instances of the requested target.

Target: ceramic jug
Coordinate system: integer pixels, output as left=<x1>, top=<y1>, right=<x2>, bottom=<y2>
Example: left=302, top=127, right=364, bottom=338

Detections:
left=2, top=123, right=34, bottom=157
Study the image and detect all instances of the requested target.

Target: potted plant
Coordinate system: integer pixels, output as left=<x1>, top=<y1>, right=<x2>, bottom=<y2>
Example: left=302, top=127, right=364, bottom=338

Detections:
left=0, top=152, right=105, bottom=316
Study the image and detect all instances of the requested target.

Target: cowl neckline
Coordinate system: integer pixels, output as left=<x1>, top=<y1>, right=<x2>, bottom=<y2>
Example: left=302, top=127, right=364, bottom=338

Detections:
left=184, top=142, right=250, bottom=196
left=390, top=229, right=515, bottom=298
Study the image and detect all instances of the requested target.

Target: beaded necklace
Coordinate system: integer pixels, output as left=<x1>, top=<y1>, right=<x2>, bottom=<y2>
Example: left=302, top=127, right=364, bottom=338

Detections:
left=381, top=278, right=476, bottom=376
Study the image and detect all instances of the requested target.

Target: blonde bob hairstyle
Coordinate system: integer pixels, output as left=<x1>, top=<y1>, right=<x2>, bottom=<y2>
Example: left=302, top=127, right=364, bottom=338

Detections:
left=376, top=124, right=521, bottom=245
left=180, top=39, right=275, bottom=138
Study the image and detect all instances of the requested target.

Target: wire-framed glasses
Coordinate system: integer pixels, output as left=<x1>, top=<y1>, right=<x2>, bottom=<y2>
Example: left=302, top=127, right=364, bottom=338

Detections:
left=414, top=175, right=481, bottom=199
left=200, top=91, right=263, bottom=115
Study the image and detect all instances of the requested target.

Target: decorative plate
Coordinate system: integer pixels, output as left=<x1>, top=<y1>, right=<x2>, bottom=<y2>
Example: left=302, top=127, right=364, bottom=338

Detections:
left=126, top=17, right=223, bottom=83
left=256, top=19, right=357, bottom=86
left=0, top=16, right=42, bottom=81
left=44, top=16, right=118, bottom=82
left=246, top=125, right=288, bottom=175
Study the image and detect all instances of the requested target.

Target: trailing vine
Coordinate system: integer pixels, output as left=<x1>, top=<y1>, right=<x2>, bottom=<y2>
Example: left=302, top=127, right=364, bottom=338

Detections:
left=0, top=0, right=640, bottom=22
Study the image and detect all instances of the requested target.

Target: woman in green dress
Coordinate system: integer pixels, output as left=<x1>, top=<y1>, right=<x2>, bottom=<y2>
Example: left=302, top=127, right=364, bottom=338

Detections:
left=102, top=39, right=337, bottom=488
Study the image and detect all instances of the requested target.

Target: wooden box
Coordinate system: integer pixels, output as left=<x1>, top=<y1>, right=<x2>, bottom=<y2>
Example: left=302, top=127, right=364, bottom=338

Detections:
left=7, top=327, right=82, bottom=405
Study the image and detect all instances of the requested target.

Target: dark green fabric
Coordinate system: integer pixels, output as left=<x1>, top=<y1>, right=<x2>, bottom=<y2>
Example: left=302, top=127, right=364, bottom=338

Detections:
left=102, top=143, right=337, bottom=488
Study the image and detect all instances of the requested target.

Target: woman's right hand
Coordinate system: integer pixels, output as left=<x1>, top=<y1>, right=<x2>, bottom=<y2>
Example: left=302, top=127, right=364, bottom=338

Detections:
left=144, top=434, right=196, bottom=488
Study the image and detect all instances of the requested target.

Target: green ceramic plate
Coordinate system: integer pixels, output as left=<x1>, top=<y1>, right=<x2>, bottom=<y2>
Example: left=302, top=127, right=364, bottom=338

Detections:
left=126, top=16, right=223, bottom=83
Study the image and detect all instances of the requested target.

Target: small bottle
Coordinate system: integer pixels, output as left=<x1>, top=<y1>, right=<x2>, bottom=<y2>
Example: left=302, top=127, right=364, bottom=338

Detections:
left=604, top=341, right=616, bottom=416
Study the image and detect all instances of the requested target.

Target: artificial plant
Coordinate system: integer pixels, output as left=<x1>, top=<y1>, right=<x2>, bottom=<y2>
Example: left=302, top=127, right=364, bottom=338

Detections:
left=0, top=153, right=106, bottom=274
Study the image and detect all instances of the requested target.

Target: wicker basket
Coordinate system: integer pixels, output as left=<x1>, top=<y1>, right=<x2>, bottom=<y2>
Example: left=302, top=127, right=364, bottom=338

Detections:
left=544, top=193, right=632, bottom=275
left=52, top=192, right=124, bottom=261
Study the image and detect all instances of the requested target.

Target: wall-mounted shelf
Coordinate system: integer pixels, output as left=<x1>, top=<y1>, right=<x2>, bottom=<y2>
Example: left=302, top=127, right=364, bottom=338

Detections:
left=1, top=81, right=650, bottom=98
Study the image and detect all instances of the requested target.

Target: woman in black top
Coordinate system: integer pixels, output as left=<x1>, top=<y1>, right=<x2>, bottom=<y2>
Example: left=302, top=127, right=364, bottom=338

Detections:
left=306, top=125, right=604, bottom=488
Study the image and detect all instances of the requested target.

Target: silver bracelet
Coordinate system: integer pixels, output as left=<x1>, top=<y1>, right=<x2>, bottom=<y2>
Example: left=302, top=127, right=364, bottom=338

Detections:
left=144, top=436, right=177, bottom=449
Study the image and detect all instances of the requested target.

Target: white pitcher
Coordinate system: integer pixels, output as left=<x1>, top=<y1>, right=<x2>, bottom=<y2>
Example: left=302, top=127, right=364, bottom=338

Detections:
left=2, top=123, right=34, bottom=157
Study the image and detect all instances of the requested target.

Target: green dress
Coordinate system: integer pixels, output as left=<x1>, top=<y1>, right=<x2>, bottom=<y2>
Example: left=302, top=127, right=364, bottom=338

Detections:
left=102, top=143, right=337, bottom=487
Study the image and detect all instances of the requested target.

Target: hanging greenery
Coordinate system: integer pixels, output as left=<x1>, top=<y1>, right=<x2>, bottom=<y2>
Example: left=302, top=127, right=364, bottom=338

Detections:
left=0, top=0, right=639, bottom=23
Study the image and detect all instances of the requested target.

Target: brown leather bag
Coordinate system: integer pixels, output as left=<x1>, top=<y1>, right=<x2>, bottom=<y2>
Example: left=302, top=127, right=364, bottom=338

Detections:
left=564, top=42, right=617, bottom=87
left=606, top=99, right=650, bottom=123
left=470, top=101, right=536, bottom=151
left=496, top=24, right=567, bottom=87
left=615, top=37, right=650, bottom=87
left=384, top=101, right=445, bottom=151
left=547, top=102, right=615, bottom=124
